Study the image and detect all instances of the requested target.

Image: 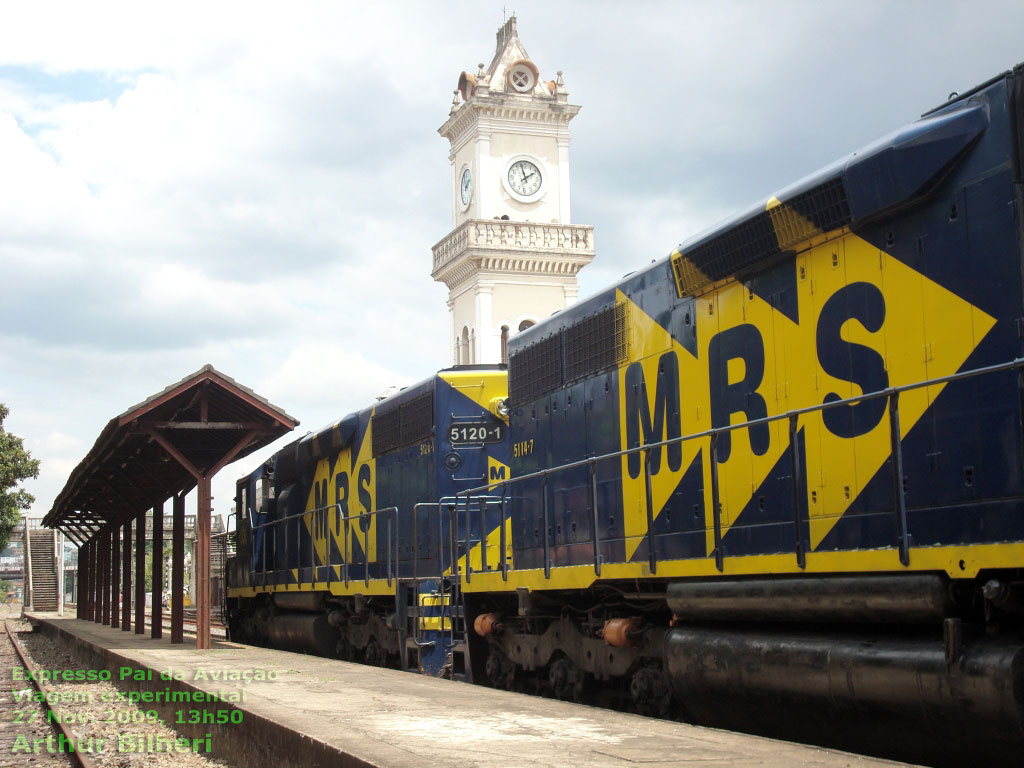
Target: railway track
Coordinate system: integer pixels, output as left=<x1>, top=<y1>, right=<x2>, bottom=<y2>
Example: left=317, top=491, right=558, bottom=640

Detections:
left=0, top=622, right=82, bottom=768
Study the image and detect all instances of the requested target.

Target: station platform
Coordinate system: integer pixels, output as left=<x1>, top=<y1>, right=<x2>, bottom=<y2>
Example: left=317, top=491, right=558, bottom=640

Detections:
left=25, top=612, right=909, bottom=768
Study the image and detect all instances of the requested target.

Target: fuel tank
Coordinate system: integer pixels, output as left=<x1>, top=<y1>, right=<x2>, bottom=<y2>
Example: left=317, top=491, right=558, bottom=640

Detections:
left=264, top=611, right=338, bottom=657
left=665, top=574, right=953, bottom=623
left=664, top=626, right=1024, bottom=767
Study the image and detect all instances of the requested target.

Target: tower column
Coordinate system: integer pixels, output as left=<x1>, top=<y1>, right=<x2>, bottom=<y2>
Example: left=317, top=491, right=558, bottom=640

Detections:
left=475, top=284, right=494, bottom=364
left=475, top=129, right=492, bottom=219
left=557, top=135, right=572, bottom=223
left=563, top=283, right=580, bottom=307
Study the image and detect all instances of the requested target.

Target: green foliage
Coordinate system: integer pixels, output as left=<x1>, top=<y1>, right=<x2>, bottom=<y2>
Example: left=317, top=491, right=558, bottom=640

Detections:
left=0, top=403, right=40, bottom=553
left=144, top=542, right=172, bottom=592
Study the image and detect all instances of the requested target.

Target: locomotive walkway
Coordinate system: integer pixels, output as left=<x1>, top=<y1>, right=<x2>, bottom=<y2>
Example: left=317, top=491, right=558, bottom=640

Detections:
left=24, top=612, right=911, bottom=768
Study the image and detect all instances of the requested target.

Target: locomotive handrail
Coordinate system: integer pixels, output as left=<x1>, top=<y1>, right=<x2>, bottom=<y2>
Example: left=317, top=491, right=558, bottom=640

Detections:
left=250, top=504, right=398, bottom=589
left=454, top=355, right=1024, bottom=576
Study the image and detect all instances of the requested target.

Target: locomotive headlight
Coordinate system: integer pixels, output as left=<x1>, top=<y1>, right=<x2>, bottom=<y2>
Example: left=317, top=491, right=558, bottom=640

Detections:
left=491, top=397, right=510, bottom=419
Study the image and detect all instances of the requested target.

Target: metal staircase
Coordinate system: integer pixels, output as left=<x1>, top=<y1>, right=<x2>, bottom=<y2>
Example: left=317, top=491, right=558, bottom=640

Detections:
left=25, top=527, right=60, bottom=612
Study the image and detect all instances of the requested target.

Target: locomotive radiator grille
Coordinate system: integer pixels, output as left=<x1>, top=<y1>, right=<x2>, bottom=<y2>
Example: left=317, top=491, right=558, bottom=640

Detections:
left=671, top=176, right=852, bottom=298
left=509, top=302, right=628, bottom=406
left=372, top=391, right=434, bottom=455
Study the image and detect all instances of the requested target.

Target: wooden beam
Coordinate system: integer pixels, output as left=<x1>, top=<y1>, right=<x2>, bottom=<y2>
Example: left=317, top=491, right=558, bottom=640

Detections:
left=195, top=478, right=211, bottom=650
left=151, top=499, right=163, bottom=639
left=171, top=493, right=185, bottom=644
left=147, top=430, right=203, bottom=481
left=135, top=512, right=145, bottom=634
left=110, top=526, right=120, bottom=628
left=141, top=421, right=269, bottom=430
left=121, top=521, right=132, bottom=632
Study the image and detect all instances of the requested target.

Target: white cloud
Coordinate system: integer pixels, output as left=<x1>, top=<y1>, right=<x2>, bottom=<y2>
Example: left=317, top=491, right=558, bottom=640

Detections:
left=2, top=0, right=1024, bottom=522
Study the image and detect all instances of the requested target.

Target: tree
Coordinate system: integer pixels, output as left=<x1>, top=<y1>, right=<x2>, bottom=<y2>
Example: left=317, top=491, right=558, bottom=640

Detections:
left=0, top=404, right=40, bottom=554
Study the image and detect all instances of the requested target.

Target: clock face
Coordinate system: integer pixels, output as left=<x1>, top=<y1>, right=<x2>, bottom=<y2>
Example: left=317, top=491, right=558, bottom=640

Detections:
left=460, top=167, right=472, bottom=206
left=507, top=159, right=542, bottom=197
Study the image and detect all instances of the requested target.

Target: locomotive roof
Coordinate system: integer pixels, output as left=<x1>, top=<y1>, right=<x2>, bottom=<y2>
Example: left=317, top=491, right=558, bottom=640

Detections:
left=275, top=365, right=508, bottom=477
left=513, top=63, right=1018, bottom=353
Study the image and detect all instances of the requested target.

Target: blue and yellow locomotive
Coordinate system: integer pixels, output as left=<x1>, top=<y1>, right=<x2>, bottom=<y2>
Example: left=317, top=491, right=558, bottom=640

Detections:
left=227, top=366, right=510, bottom=676
left=227, top=64, right=1024, bottom=766
left=463, top=64, right=1024, bottom=765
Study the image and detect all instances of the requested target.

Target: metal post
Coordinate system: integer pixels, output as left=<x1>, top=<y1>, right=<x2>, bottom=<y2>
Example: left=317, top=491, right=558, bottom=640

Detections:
left=448, top=503, right=457, bottom=583
left=343, top=513, right=350, bottom=588
left=480, top=499, right=488, bottom=573
left=710, top=433, right=724, bottom=572
left=889, top=392, right=911, bottom=566
left=499, top=488, right=508, bottom=581
left=463, top=498, right=472, bottom=583
left=135, top=513, right=145, bottom=634
left=590, top=461, right=601, bottom=577
left=171, top=493, right=184, bottom=644
left=644, top=447, right=657, bottom=574
left=387, top=508, right=393, bottom=586
left=121, top=521, right=132, bottom=631
left=542, top=474, right=550, bottom=579
left=789, top=414, right=806, bottom=569
left=325, top=508, right=331, bottom=588
left=152, top=499, right=163, bottom=639
left=110, top=528, right=120, bottom=627
left=196, top=477, right=212, bottom=649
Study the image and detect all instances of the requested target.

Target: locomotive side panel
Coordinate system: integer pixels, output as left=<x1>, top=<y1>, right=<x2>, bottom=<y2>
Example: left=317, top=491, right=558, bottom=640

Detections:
left=500, top=72, right=1024, bottom=584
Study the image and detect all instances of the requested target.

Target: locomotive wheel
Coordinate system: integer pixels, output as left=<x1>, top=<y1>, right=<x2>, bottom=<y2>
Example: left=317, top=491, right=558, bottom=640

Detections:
left=630, top=665, right=672, bottom=717
left=365, top=638, right=387, bottom=667
left=484, top=648, right=516, bottom=690
left=336, top=634, right=354, bottom=662
left=548, top=656, right=585, bottom=702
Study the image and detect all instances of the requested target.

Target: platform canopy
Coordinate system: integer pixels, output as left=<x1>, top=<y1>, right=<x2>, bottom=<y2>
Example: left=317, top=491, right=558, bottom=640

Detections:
left=44, top=364, right=298, bottom=542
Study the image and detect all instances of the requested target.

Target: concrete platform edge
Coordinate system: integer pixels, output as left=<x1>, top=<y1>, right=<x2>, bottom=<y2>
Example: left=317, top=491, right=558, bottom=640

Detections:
left=26, top=614, right=378, bottom=768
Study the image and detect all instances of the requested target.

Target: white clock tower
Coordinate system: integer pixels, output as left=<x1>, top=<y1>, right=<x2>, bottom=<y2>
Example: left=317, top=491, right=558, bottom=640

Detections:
left=432, top=16, right=595, bottom=365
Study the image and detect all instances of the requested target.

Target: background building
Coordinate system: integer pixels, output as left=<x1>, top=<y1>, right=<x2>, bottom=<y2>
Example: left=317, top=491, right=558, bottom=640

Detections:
left=432, top=16, right=595, bottom=365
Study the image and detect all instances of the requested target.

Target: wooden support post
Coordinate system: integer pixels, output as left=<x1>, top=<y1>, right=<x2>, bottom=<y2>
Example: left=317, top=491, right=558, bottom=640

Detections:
left=196, top=478, right=211, bottom=649
left=121, top=521, right=132, bottom=631
left=79, top=541, right=90, bottom=621
left=75, top=543, right=83, bottom=619
left=151, top=499, right=164, bottom=638
left=94, top=537, right=104, bottom=624
left=110, top=525, right=120, bottom=627
left=135, top=512, right=145, bottom=634
left=99, top=529, right=109, bottom=625
left=171, top=493, right=184, bottom=644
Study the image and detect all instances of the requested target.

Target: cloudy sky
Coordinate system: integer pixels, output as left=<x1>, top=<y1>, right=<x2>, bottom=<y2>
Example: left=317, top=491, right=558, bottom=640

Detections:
left=3, top=1, right=1023, bottom=529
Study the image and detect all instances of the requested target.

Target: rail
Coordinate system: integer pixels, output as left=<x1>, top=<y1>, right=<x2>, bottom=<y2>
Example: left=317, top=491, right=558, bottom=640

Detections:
left=451, top=355, right=1024, bottom=576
